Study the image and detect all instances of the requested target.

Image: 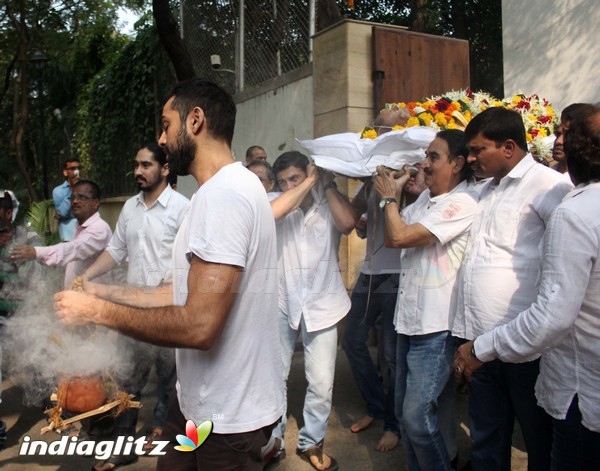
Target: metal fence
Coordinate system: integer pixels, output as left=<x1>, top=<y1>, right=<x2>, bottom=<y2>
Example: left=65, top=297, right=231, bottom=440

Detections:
left=180, top=0, right=315, bottom=95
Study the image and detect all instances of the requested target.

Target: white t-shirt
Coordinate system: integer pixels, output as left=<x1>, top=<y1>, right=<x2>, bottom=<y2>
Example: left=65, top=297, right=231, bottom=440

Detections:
left=395, top=180, right=478, bottom=335
left=107, top=185, right=189, bottom=287
left=273, top=184, right=351, bottom=332
left=172, top=162, right=284, bottom=434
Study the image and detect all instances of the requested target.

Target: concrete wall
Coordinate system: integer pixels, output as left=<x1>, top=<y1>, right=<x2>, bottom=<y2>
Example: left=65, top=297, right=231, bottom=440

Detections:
left=502, top=0, right=600, bottom=111
left=231, top=64, right=314, bottom=165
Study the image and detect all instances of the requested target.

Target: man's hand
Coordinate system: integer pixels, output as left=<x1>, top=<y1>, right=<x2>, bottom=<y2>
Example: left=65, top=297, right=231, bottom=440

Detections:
left=373, top=165, right=410, bottom=200
left=306, top=163, right=319, bottom=184
left=10, top=244, right=36, bottom=263
left=452, top=340, right=484, bottom=382
left=54, top=290, right=104, bottom=326
left=319, top=168, right=336, bottom=187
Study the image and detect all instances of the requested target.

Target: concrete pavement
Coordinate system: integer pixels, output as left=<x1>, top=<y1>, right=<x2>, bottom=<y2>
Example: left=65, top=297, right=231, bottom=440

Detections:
left=0, top=344, right=528, bottom=470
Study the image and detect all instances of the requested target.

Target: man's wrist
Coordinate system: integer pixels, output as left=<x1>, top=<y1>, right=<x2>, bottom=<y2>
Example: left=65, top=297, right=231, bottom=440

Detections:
left=323, top=181, right=337, bottom=192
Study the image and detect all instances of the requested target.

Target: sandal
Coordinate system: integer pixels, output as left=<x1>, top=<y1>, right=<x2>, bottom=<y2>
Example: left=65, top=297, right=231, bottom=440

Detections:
left=92, top=455, right=138, bottom=471
left=263, top=437, right=286, bottom=468
left=296, top=446, right=339, bottom=471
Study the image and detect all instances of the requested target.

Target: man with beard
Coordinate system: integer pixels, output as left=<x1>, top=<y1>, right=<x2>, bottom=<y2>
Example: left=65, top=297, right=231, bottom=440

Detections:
left=79, top=142, right=189, bottom=470
left=54, top=79, right=284, bottom=470
left=11, top=180, right=112, bottom=289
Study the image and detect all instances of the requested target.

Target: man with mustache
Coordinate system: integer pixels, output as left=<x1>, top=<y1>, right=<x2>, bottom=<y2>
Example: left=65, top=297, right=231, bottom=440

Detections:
left=79, top=142, right=189, bottom=470
left=552, top=103, right=585, bottom=177
left=11, top=180, right=112, bottom=289
left=54, top=79, right=284, bottom=470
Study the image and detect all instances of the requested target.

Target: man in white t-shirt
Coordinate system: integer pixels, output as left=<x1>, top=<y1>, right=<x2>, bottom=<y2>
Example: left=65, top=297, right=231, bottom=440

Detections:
left=54, top=79, right=284, bottom=470
left=374, top=130, right=478, bottom=470
left=264, top=151, right=357, bottom=471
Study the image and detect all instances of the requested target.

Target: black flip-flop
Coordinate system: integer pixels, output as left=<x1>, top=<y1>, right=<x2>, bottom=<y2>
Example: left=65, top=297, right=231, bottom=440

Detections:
left=92, top=455, right=138, bottom=471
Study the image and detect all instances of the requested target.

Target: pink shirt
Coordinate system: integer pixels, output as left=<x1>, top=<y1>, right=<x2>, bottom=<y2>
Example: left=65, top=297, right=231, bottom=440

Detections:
left=35, top=212, right=112, bottom=288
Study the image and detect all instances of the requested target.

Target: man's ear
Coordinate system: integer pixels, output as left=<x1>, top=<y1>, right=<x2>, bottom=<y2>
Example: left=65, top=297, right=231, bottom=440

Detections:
left=162, top=163, right=170, bottom=178
left=503, top=139, right=517, bottom=159
left=189, top=107, right=205, bottom=136
left=453, top=155, right=466, bottom=174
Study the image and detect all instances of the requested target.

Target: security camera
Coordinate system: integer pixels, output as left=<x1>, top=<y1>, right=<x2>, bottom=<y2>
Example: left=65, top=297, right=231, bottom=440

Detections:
left=210, top=55, right=222, bottom=70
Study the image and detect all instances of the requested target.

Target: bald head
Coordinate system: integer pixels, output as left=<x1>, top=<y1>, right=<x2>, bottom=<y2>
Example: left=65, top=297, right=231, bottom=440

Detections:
left=374, top=107, right=410, bottom=135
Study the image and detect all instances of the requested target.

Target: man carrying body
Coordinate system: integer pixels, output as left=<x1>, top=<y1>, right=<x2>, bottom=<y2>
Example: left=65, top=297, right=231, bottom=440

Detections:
left=374, top=130, right=477, bottom=469
left=80, top=142, right=189, bottom=470
left=11, top=180, right=112, bottom=288
left=343, top=105, right=423, bottom=452
left=265, top=151, right=357, bottom=471
left=54, top=79, right=284, bottom=470
left=451, top=107, right=572, bottom=470
left=53, top=158, right=81, bottom=241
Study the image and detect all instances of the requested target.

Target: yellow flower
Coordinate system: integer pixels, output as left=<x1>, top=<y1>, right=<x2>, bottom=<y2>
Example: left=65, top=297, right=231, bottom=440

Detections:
left=434, top=113, right=448, bottom=126
left=526, top=132, right=533, bottom=142
left=407, top=117, right=420, bottom=127
left=361, top=128, right=378, bottom=139
left=392, top=125, right=405, bottom=131
left=446, top=119, right=458, bottom=129
left=419, top=113, right=433, bottom=126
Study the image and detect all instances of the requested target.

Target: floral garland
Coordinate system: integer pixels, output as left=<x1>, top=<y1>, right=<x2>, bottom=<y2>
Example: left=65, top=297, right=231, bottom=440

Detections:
left=361, top=89, right=559, bottom=162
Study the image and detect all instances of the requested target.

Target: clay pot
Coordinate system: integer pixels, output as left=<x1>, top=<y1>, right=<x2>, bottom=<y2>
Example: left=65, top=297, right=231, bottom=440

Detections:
left=57, top=376, right=107, bottom=414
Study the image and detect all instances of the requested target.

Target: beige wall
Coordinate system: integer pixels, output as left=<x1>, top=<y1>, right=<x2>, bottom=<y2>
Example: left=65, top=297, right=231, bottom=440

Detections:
left=503, top=0, right=600, bottom=111
left=232, top=64, right=314, bottom=165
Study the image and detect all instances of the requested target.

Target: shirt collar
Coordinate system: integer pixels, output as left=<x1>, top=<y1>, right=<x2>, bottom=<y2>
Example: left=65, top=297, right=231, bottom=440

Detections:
left=563, top=180, right=600, bottom=201
left=427, top=179, right=469, bottom=205
left=135, top=184, right=172, bottom=209
left=504, top=153, right=536, bottom=181
left=79, top=211, right=101, bottom=229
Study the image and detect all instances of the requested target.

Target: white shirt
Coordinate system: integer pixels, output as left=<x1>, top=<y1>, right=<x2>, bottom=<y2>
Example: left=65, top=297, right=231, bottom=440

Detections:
left=395, top=180, right=478, bottom=335
left=35, top=212, right=112, bottom=288
left=106, top=185, right=189, bottom=287
left=474, top=182, right=600, bottom=432
left=172, top=162, right=284, bottom=434
left=274, top=184, right=351, bottom=332
left=452, top=155, right=572, bottom=339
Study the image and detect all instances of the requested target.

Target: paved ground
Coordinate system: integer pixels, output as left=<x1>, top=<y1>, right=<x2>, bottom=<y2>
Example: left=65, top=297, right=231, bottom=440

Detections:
left=0, top=344, right=528, bottom=470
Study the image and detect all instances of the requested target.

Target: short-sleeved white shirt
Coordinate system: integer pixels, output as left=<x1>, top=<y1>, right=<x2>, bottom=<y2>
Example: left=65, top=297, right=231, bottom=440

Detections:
left=273, top=184, right=351, bottom=332
left=172, top=162, right=284, bottom=434
left=452, top=155, right=572, bottom=339
left=107, top=185, right=189, bottom=287
left=395, top=180, right=478, bottom=335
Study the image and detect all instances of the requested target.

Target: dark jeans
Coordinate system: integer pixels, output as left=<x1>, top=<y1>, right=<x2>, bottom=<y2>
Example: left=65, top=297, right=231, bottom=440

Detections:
left=343, top=272, right=399, bottom=433
left=551, top=395, right=600, bottom=470
left=113, top=337, right=176, bottom=449
left=156, top=392, right=277, bottom=471
left=468, top=358, right=553, bottom=471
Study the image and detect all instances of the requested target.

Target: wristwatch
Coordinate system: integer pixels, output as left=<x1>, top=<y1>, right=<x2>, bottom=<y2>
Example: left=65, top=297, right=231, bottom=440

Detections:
left=379, top=197, right=397, bottom=209
left=323, top=181, right=337, bottom=192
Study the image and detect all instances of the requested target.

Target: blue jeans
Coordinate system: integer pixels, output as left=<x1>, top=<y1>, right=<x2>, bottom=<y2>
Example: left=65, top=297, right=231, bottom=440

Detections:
left=273, top=314, right=338, bottom=452
left=343, top=273, right=399, bottom=433
left=396, top=331, right=457, bottom=471
left=551, top=395, right=600, bottom=470
left=468, top=358, right=552, bottom=471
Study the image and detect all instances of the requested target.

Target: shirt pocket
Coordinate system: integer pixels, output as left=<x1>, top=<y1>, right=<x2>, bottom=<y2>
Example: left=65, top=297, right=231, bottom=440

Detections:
left=489, top=208, right=520, bottom=249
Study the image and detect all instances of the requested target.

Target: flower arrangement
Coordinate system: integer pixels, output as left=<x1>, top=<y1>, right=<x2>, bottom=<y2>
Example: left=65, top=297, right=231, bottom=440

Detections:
left=360, top=89, right=559, bottom=162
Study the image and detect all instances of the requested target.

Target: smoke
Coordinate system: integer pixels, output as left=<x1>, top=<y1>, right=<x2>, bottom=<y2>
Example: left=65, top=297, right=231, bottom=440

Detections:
left=1, top=269, right=134, bottom=406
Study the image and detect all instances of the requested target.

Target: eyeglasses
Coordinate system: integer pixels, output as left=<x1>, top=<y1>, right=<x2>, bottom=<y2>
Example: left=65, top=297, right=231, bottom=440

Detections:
left=66, top=166, right=81, bottom=172
left=72, top=194, right=93, bottom=202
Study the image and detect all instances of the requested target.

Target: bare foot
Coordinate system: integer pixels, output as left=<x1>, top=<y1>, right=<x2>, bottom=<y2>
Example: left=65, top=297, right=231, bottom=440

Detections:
left=309, top=452, right=334, bottom=470
left=374, top=430, right=399, bottom=452
left=350, top=415, right=374, bottom=433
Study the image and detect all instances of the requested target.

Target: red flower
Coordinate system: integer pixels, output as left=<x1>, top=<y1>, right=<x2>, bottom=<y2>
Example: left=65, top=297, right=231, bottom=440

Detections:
left=435, top=99, right=451, bottom=112
left=538, top=115, right=552, bottom=124
left=516, top=100, right=531, bottom=110
left=531, top=129, right=539, bottom=138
